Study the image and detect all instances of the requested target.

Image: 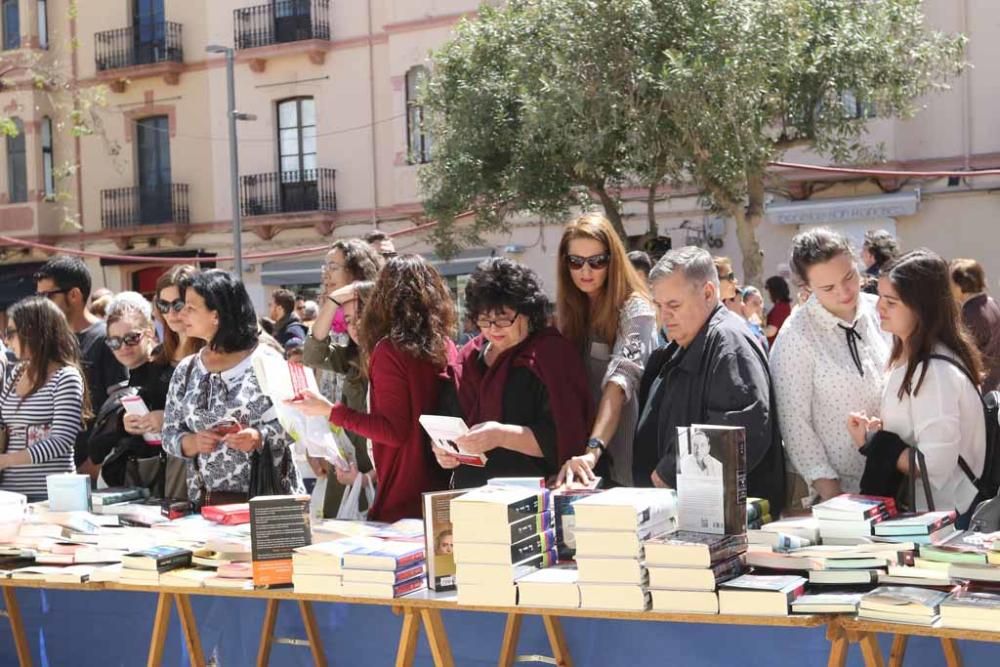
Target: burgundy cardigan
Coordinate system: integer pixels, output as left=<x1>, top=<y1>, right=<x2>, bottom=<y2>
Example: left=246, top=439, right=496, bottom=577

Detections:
left=329, top=338, right=453, bottom=522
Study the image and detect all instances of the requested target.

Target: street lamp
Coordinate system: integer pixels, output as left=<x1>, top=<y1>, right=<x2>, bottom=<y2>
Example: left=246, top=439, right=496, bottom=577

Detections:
left=206, top=44, right=257, bottom=282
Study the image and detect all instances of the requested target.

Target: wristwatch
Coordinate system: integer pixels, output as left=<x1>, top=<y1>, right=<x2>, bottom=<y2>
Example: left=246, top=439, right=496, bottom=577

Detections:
left=586, top=437, right=606, bottom=455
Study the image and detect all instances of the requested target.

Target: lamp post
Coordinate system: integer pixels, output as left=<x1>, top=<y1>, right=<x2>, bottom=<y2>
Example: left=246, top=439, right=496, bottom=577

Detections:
left=206, top=44, right=256, bottom=282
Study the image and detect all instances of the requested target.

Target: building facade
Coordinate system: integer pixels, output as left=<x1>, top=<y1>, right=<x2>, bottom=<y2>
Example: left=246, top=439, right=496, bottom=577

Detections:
left=0, top=0, right=997, bottom=310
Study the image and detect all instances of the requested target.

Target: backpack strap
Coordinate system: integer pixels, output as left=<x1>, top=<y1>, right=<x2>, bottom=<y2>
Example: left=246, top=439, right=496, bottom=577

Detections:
left=929, top=354, right=985, bottom=490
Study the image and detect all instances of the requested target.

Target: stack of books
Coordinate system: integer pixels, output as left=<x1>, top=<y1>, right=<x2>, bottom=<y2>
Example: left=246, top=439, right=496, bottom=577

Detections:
left=90, top=487, right=150, bottom=515
left=746, top=543, right=903, bottom=588
left=516, top=564, right=581, bottom=608
left=939, top=587, right=1000, bottom=631
left=751, top=516, right=819, bottom=549
left=291, top=537, right=378, bottom=595
left=340, top=539, right=427, bottom=598
left=572, top=488, right=678, bottom=611
left=451, top=486, right=555, bottom=606
left=718, top=574, right=807, bottom=615
left=811, top=494, right=897, bottom=544
left=791, top=591, right=867, bottom=615
left=119, top=545, right=192, bottom=585
left=644, top=531, right=747, bottom=614
left=872, top=510, right=957, bottom=545
left=746, top=498, right=772, bottom=530
left=858, top=585, right=954, bottom=626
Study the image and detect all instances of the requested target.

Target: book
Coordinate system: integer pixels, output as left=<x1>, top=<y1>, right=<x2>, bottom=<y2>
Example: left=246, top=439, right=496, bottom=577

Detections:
left=791, top=592, right=865, bottom=614
left=644, top=531, right=748, bottom=568
left=12, top=566, right=72, bottom=581
left=572, top=487, right=677, bottom=533
left=578, top=583, right=649, bottom=611
left=760, top=517, right=820, bottom=543
left=454, top=550, right=557, bottom=585
left=948, top=563, right=1000, bottom=583
left=748, top=530, right=812, bottom=551
left=249, top=495, right=312, bottom=587
left=204, top=576, right=256, bottom=591
left=859, top=586, right=952, bottom=624
left=808, top=569, right=879, bottom=586
left=553, top=489, right=602, bottom=562
left=939, top=588, right=1000, bottom=631
left=487, top=477, right=546, bottom=489
left=676, top=425, right=746, bottom=535
left=816, top=518, right=882, bottom=538
left=746, top=498, right=770, bottom=524
left=516, top=565, right=580, bottom=608
left=453, top=511, right=554, bottom=547
left=717, top=575, right=807, bottom=616
left=371, top=519, right=425, bottom=542
left=573, top=519, right=671, bottom=559
left=160, top=568, right=217, bottom=588
left=342, top=562, right=426, bottom=585
left=457, top=581, right=517, bottom=607
left=89, top=563, right=123, bottom=583
left=46, top=474, right=92, bottom=512
left=292, top=573, right=343, bottom=595
left=121, top=545, right=192, bottom=572
left=453, top=529, right=555, bottom=565
left=575, top=557, right=647, bottom=585
left=418, top=415, right=487, bottom=467
left=291, top=538, right=380, bottom=576
left=919, top=531, right=992, bottom=565
left=647, top=555, right=745, bottom=591
left=92, top=487, right=150, bottom=507
left=422, top=490, right=464, bottom=592
left=873, top=511, right=957, bottom=536
left=119, top=568, right=166, bottom=585
left=342, top=541, right=425, bottom=571
left=342, top=575, right=426, bottom=599
left=450, top=486, right=551, bottom=527
left=812, top=494, right=897, bottom=521
left=120, top=395, right=162, bottom=446
left=201, top=503, right=251, bottom=526
left=650, top=589, right=719, bottom=614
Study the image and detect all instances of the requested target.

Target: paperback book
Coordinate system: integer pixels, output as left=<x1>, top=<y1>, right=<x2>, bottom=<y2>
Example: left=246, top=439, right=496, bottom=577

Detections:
left=249, top=495, right=312, bottom=587
left=675, top=425, right=746, bottom=535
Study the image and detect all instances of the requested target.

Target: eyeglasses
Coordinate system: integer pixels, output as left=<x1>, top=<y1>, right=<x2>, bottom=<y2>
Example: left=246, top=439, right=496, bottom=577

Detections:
left=4, top=328, right=16, bottom=340
left=36, top=288, right=69, bottom=300
left=566, top=254, right=610, bottom=271
left=475, top=312, right=519, bottom=330
left=105, top=331, right=144, bottom=351
left=155, top=298, right=185, bottom=315
left=323, top=262, right=344, bottom=273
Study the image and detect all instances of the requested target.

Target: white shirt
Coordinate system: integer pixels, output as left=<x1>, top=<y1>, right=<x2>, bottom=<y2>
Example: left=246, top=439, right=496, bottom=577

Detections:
left=880, top=347, right=985, bottom=513
left=770, top=293, right=890, bottom=493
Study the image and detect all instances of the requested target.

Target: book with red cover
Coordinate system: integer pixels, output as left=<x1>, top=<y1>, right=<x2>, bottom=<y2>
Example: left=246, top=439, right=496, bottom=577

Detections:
left=201, top=503, right=251, bottom=526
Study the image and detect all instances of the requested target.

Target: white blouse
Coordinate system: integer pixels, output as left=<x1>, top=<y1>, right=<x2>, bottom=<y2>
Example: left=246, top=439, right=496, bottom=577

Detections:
left=770, top=293, right=890, bottom=494
left=880, top=348, right=985, bottom=513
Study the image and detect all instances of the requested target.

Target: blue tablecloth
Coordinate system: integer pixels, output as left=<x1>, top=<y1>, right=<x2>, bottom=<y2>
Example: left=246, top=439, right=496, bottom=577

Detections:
left=0, top=588, right=997, bottom=666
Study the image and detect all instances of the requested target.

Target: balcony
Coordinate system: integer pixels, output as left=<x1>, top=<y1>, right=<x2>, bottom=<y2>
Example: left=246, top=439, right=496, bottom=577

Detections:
left=240, top=168, right=337, bottom=218
left=234, top=0, right=330, bottom=69
left=94, top=22, right=184, bottom=89
left=101, top=183, right=190, bottom=229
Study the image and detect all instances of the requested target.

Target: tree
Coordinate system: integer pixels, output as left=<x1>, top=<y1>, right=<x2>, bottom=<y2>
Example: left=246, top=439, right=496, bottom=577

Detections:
left=421, top=0, right=965, bottom=284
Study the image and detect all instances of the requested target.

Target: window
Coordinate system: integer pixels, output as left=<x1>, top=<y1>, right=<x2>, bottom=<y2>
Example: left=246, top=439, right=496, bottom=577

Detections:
left=135, top=115, right=172, bottom=224
left=7, top=118, right=26, bottom=202
left=277, top=97, right=316, bottom=179
left=41, top=116, right=53, bottom=198
left=841, top=91, right=876, bottom=120
left=2, top=0, right=19, bottom=50
left=37, top=0, right=47, bottom=49
left=406, top=66, right=431, bottom=164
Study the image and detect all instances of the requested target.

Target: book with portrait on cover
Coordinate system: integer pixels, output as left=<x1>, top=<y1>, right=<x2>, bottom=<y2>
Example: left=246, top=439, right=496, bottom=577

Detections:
left=676, top=425, right=746, bottom=535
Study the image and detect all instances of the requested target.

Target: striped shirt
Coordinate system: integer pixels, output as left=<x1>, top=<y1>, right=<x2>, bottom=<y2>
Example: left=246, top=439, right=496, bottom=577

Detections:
left=0, top=365, right=84, bottom=499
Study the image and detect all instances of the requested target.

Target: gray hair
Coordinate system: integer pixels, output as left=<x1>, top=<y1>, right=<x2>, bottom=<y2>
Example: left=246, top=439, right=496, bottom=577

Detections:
left=106, top=291, right=153, bottom=327
left=741, top=285, right=763, bottom=302
left=649, top=246, right=720, bottom=289
left=302, top=300, right=319, bottom=319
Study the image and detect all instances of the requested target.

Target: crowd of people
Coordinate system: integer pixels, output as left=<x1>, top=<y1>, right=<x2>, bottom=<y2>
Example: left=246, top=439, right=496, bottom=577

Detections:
left=0, top=218, right=997, bottom=529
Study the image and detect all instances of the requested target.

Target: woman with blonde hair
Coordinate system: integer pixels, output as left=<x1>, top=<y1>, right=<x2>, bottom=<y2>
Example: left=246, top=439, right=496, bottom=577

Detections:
left=554, top=213, right=658, bottom=487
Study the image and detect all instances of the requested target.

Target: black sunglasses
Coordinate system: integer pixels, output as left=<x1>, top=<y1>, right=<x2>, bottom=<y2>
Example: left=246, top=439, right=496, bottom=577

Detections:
left=566, top=254, right=610, bottom=271
left=155, top=298, right=185, bottom=315
left=36, top=288, right=70, bottom=300
left=105, top=331, right=144, bottom=351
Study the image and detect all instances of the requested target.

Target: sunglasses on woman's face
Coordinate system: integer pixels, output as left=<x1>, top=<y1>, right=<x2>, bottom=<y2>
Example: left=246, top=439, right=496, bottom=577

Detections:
left=566, top=253, right=610, bottom=271
left=155, top=298, right=185, bottom=315
left=105, top=331, right=144, bottom=351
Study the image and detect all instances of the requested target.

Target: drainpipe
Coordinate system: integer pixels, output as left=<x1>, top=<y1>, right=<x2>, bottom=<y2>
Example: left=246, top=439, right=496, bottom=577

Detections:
left=960, top=0, right=972, bottom=176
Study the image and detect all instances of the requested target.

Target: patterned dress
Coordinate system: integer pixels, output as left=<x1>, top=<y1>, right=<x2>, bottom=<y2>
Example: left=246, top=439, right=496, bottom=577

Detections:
left=161, top=345, right=304, bottom=504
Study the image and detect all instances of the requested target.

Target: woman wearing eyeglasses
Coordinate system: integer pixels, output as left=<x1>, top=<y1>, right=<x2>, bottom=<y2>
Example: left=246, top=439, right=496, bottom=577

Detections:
left=0, top=297, right=88, bottom=501
left=85, top=293, right=184, bottom=495
left=154, top=265, right=205, bottom=366
left=553, top=213, right=658, bottom=488
left=434, top=258, right=593, bottom=488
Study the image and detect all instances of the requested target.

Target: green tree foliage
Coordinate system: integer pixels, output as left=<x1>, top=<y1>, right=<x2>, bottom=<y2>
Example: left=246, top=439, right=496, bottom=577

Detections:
left=420, top=0, right=965, bottom=283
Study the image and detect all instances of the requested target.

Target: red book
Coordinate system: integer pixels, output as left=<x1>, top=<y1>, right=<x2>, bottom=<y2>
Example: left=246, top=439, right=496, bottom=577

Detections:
left=202, top=503, right=251, bottom=526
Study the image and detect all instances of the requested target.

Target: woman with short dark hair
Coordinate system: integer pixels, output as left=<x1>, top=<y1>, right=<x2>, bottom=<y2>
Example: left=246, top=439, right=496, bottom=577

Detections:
left=436, top=258, right=593, bottom=488
left=0, top=297, right=87, bottom=500
left=161, top=270, right=303, bottom=505
left=763, top=275, right=792, bottom=345
left=288, top=256, right=456, bottom=521
left=950, top=258, right=1000, bottom=391
left=849, top=250, right=986, bottom=525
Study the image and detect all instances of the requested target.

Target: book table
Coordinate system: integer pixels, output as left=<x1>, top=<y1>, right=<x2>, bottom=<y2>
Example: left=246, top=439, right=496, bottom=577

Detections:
left=835, top=616, right=1000, bottom=667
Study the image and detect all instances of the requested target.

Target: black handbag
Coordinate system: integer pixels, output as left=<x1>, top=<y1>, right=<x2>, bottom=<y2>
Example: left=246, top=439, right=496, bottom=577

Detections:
left=248, top=441, right=288, bottom=498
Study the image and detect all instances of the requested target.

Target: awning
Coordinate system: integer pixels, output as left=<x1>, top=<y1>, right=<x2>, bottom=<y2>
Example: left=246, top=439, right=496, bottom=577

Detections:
left=261, top=248, right=497, bottom=286
left=766, top=191, right=920, bottom=226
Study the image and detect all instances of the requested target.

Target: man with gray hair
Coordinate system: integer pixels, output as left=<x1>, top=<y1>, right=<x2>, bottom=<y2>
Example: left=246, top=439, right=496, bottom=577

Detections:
left=632, top=246, right=786, bottom=514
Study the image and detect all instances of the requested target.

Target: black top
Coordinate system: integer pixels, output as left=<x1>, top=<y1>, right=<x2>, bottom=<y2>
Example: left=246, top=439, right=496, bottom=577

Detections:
left=274, top=314, right=308, bottom=348
left=632, top=305, right=786, bottom=515
left=76, top=320, right=129, bottom=413
left=442, top=350, right=558, bottom=489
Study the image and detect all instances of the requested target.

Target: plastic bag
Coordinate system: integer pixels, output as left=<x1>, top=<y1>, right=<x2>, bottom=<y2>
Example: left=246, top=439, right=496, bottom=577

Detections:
left=336, top=474, right=375, bottom=521
left=310, top=477, right=328, bottom=521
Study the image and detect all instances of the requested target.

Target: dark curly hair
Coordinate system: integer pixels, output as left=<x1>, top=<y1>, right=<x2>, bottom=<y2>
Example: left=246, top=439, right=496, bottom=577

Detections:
left=181, top=270, right=259, bottom=353
left=358, top=255, right=456, bottom=374
left=330, top=239, right=383, bottom=282
left=465, top=258, right=549, bottom=333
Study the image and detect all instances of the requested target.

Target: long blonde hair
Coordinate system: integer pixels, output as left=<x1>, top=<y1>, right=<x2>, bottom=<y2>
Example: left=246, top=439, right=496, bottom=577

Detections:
left=557, top=213, right=650, bottom=348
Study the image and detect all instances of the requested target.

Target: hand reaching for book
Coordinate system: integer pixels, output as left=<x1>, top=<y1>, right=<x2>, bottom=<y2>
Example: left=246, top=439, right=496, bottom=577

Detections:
left=555, top=452, right=598, bottom=489
left=455, top=421, right=511, bottom=454
left=284, top=389, right=334, bottom=418
left=432, top=445, right=461, bottom=470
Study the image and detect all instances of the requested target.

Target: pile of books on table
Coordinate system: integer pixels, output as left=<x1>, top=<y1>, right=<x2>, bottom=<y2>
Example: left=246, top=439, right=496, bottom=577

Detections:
left=451, top=486, right=555, bottom=606
left=746, top=542, right=907, bottom=589
left=341, top=538, right=427, bottom=599
left=119, top=545, right=193, bottom=586
left=812, top=494, right=897, bottom=544
left=858, top=586, right=953, bottom=626
left=645, top=531, right=747, bottom=614
left=572, top=487, right=678, bottom=611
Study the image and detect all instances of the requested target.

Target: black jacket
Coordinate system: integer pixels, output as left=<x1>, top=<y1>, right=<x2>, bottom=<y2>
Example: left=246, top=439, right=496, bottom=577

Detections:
left=632, top=305, right=786, bottom=515
left=275, top=313, right=308, bottom=349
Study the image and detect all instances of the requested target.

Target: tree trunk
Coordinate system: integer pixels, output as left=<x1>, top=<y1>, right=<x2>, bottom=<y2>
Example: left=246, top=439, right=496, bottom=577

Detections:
left=592, top=183, right=628, bottom=241
left=647, top=182, right=658, bottom=237
left=733, top=172, right=766, bottom=287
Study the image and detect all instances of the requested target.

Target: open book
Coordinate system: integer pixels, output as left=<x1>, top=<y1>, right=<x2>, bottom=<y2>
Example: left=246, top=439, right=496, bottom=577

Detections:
left=419, top=415, right=487, bottom=467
